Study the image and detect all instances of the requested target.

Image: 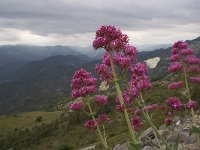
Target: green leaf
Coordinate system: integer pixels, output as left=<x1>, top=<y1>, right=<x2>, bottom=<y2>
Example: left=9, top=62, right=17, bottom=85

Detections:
left=174, top=133, right=180, bottom=150
left=127, top=141, right=142, bottom=150
left=190, top=126, right=200, bottom=134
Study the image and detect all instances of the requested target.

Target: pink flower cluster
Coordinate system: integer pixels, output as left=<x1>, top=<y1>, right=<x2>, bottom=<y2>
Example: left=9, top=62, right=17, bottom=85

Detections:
left=184, top=55, right=200, bottom=64
left=95, top=95, right=108, bottom=105
left=166, top=97, right=182, bottom=110
left=115, top=104, right=126, bottom=112
left=69, top=101, right=84, bottom=111
left=94, top=25, right=138, bottom=81
left=173, top=41, right=188, bottom=50
left=84, top=114, right=110, bottom=130
left=95, top=63, right=113, bottom=82
left=71, top=69, right=96, bottom=98
left=165, top=117, right=172, bottom=126
left=168, top=63, right=183, bottom=73
left=134, top=104, right=158, bottom=115
left=168, top=81, right=183, bottom=90
left=131, top=116, right=144, bottom=131
left=189, top=76, right=200, bottom=84
left=129, top=63, right=152, bottom=93
left=187, top=65, right=200, bottom=73
left=97, top=113, right=110, bottom=124
left=169, top=41, right=200, bottom=78
left=116, top=89, right=137, bottom=104
left=170, top=54, right=179, bottom=61
left=129, top=63, right=148, bottom=76
left=186, top=100, right=197, bottom=109
left=102, top=52, right=111, bottom=66
left=112, top=45, right=137, bottom=68
left=84, top=119, right=97, bottom=130
left=143, top=104, right=158, bottom=112
left=113, top=53, right=132, bottom=68
left=93, top=25, right=129, bottom=52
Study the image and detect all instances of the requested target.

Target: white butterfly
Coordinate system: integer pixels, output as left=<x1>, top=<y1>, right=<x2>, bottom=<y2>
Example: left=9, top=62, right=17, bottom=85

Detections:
left=145, top=57, right=160, bottom=69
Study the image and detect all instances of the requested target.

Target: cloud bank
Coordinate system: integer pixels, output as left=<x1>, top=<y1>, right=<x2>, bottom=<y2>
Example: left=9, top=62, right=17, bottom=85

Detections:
left=0, top=0, right=199, bottom=47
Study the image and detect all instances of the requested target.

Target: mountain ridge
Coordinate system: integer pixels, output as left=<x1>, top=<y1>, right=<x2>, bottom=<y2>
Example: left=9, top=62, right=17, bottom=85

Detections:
left=0, top=36, right=199, bottom=114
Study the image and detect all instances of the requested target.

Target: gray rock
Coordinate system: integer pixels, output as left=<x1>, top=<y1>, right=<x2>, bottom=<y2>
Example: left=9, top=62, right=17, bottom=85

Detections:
left=182, top=143, right=200, bottom=150
left=139, top=127, right=155, bottom=142
left=158, top=125, right=166, bottom=130
left=189, top=133, right=198, bottom=144
left=142, top=146, right=159, bottom=150
left=173, top=116, right=182, bottom=124
left=167, top=135, right=178, bottom=142
left=113, top=143, right=128, bottom=150
left=180, top=130, right=190, bottom=144
left=180, top=130, right=198, bottom=144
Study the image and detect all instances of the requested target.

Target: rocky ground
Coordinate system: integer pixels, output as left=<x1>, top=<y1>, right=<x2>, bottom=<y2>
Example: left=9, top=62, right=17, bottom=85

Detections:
left=80, top=111, right=200, bottom=150
left=113, top=110, right=200, bottom=150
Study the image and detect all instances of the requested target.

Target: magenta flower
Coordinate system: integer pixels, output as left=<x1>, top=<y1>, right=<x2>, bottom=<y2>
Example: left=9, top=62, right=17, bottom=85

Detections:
left=159, top=105, right=167, bottom=110
left=69, top=101, right=84, bottom=111
left=136, top=76, right=152, bottom=90
left=71, top=69, right=96, bottom=98
left=169, top=54, right=180, bottom=61
left=129, top=63, right=152, bottom=95
left=185, top=100, right=197, bottom=109
left=180, top=48, right=193, bottom=55
left=131, top=116, right=144, bottom=131
left=116, top=104, right=126, bottom=112
left=168, top=81, right=184, bottom=90
left=129, top=63, right=148, bottom=76
left=124, top=44, right=137, bottom=60
left=95, top=64, right=112, bottom=82
left=166, top=97, right=182, bottom=110
left=165, top=117, right=172, bottom=126
left=130, top=75, right=152, bottom=92
left=113, top=53, right=132, bottom=68
left=135, top=109, right=142, bottom=116
left=97, top=113, right=110, bottom=124
left=95, top=95, right=108, bottom=105
left=172, top=48, right=179, bottom=55
left=189, top=76, right=200, bottom=84
left=116, top=89, right=136, bottom=103
left=173, top=41, right=188, bottom=49
left=187, top=65, right=200, bottom=73
left=102, top=52, right=111, bottom=66
left=184, top=55, right=200, bottom=65
left=84, top=119, right=97, bottom=130
left=93, top=25, right=128, bottom=51
left=144, top=104, right=158, bottom=112
left=168, top=63, right=183, bottom=73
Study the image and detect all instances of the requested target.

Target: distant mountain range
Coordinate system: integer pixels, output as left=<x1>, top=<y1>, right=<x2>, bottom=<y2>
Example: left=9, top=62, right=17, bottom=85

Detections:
left=0, top=37, right=199, bottom=114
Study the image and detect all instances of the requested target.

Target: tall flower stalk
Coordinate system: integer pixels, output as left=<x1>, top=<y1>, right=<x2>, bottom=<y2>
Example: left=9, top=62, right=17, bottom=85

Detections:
left=93, top=25, right=140, bottom=146
left=109, top=52, right=138, bottom=144
left=85, top=98, right=109, bottom=149
left=129, top=63, right=169, bottom=148
left=168, top=41, right=200, bottom=125
left=70, top=69, right=109, bottom=149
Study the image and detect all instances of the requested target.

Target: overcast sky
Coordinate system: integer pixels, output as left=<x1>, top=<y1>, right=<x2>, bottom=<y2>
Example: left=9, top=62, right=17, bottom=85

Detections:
left=0, top=0, right=200, bottom=47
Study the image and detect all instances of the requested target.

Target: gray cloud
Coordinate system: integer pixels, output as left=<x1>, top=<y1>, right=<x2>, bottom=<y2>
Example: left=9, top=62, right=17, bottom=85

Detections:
left=0, top=0, right=199, bottom=46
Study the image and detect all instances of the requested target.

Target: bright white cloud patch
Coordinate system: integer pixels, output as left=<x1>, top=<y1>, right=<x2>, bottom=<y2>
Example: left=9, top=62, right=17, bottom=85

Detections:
left=0, top=0, right=199, bottom=47
left=0, top=28, right=94, bottom=46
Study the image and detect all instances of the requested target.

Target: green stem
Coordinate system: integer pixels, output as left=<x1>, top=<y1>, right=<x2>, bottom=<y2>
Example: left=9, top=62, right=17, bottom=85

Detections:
left=138, top=93, right=170, bottom=149
left=183, top=67, right=196, bottom=125
left=142, top=110, right=170, bottom=149
left=108, top=52, right=138, bottom=144
left=137, top=94, right=162, bottom=148
left=86, top=100, right=109, bottom=149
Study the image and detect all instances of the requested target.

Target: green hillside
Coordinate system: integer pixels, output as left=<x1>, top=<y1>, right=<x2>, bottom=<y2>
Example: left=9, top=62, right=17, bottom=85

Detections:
left=0, top=111, right=62, bottom=134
